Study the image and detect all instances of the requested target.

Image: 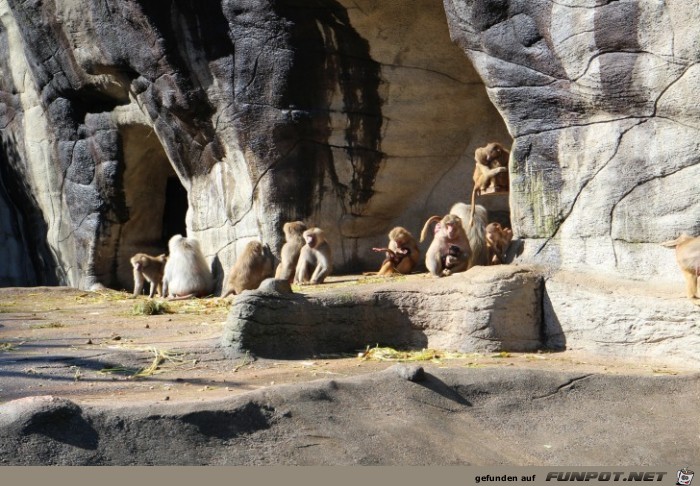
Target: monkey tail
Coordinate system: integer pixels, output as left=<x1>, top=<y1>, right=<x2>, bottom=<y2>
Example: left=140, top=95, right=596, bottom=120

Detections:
left=420, top=216, right=442, bottom=243
left=469, top=185, right=479, bottom=228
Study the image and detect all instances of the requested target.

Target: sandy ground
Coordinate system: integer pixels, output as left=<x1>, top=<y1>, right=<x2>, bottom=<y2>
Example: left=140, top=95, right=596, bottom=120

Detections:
left=0, top=279, right=691, bottom=408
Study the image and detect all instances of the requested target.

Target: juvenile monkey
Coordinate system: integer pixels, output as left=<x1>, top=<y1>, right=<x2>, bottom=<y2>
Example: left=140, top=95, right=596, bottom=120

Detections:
left=485, top=222, right=513, bottom=265
left=369, top=226, right=420, bottom=276
left=441, top=244, right=463, bottom=276
left=661, top=233, right=700, bottom=301
left=420, top=214, right=470, bottom=277
left=473, top=142, right=510, bottom=195
left=130, top=253, right=167, bottom=298
left=222, top=240, right=275, bottom=297
left=294, top=227, right=333, bottom=285
left=470, top=143, right=510, bottom=224
left=275, top=221, right=308, bottom=282
left=162, top=235, right=214, bottom=299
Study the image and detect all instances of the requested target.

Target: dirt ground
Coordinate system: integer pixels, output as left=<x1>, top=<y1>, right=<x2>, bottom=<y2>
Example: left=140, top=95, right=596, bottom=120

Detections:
left=0, top=279, right=691, bottom=407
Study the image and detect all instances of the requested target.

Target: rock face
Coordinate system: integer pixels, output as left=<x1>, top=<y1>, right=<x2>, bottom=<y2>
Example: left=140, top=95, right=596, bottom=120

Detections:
left=1, top=1, right=696, bottom=363
left=0, top=0, right=509, bottom=290
left=543, top=271, right=700, bottom=366
left=222, top=266, right=543, bottom=358
left=443, top=0, right=700, bottom=284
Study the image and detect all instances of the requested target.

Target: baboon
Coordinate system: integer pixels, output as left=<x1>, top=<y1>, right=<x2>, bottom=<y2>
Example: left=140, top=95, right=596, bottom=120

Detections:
left=274, top=221, right=307, bottom=282
left=369, top=226, right=420, bottom=276
left=162, top=235, right=214, bottom=299
left=661, top=233, right=700, bottom=301
left=485, top=222, right=514, bottom=265
left=441, top=244, right=463, bottom=275
left=449, top=202, right=490, bottom=268
left=420, top=214, right=470, bottom=277
left=130, top=253, right=167, bottom=298
left=473, top=142, right=510, bottom=195
left=294, top=227, right=333, bottom=285
left=470, top=143, right=510, bottom=225
left=222, top=240, right=275, bottom=297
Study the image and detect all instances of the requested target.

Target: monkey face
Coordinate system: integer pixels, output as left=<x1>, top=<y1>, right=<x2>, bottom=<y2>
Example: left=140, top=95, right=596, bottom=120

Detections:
left=485, top=143, right=503, bottom=161
left=394, top=235, right=409, bottom=247
left=443, top=223, right=459, bottom=239
left=303, top=228, right=325, bottom=249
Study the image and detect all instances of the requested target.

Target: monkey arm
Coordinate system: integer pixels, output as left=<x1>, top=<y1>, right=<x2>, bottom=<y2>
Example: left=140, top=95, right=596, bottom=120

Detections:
left=310, top=257, right=332, bottom=284
left=132, top=269, right=144, bottom=296
left=476, top=166, right=508, bottom=191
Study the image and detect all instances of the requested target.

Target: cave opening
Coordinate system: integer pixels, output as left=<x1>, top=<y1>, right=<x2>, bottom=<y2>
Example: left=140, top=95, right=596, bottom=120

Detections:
left=115, top=124, right=188, bottom=291
left=162, top=176, right=188, bottom=244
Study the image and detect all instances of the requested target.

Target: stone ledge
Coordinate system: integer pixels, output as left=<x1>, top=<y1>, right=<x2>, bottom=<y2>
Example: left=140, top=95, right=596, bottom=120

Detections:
left=543, top=271, right=700, bottom=367
left=221, top=266, right=544, bottom=359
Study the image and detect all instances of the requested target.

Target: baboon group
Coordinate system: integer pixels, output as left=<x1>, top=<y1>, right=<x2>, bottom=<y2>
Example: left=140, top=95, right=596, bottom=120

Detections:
left=130, top=140, right=700, bottom=303
left=131, top=224, right=336, bottom=299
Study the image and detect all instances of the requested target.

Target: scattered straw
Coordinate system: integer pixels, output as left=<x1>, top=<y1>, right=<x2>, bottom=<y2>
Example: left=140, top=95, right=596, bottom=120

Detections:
left=98, top=344, right=190, bottom=379
left=232, top=350, right=254, bottom=372
left=358, top=345, right=473, bottom=363
left=0, top=341, right=22, bottom=352
left=75, top=290, right=131, bottom=304
left=132, top=346, right=187, bottom=378
left=131, top=300, right=171, bottom=316
left=165, top=298, right=230, bottom=315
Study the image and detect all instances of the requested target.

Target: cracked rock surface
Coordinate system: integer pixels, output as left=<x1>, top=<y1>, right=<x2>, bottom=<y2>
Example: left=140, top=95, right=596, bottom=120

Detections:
left=443, top=0, right=700, bottom=282
left=0, top=0, right=509, bottom=290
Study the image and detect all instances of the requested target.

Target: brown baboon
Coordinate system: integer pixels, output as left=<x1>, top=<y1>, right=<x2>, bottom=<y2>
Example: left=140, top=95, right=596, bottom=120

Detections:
left=369, top=226, right=421, bottom=276
left=473, top=142, right=510, bottom=195
left=294, top=227, right=333, bottom=285
left=275, top=221, right=307, bottom=282
left=661, top=233, right=700, bottom=301
left=485, top=222, right=514, bottom=265
left=470, top=143, right=510, bottom=227
left=222, top=240, right=275, bottom=298
left=130, top=253, right=168, bottom=298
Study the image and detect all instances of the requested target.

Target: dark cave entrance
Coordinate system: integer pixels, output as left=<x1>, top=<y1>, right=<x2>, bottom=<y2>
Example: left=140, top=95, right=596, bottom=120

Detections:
left=115, top=124, right=188, bottom=290
left=162, top=177, right=188, bottom=244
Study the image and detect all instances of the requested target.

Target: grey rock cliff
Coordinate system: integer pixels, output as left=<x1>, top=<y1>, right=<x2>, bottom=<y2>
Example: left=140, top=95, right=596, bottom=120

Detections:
left=0, top=0, right=508, bottom=289
left=443, top=0, right=700, bottom=284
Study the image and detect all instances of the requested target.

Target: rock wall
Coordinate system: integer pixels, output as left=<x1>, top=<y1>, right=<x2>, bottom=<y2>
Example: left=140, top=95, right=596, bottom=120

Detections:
left=443, top=0, right=700, bottom=284
left=1, top=0, right=697, bottom=292
left=0, top=0, right=509, bottom=290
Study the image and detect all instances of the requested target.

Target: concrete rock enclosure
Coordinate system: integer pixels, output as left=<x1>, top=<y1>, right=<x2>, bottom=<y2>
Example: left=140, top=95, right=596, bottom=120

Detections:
left=0, top=1, right=698, bottom=364
left=443, top=0, right=700, bottom=282
left=0, top=0, right=509, bottom=289
left=222, top=266, right=700, bottom=367
left=222, top=266, right=543, bottom=358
